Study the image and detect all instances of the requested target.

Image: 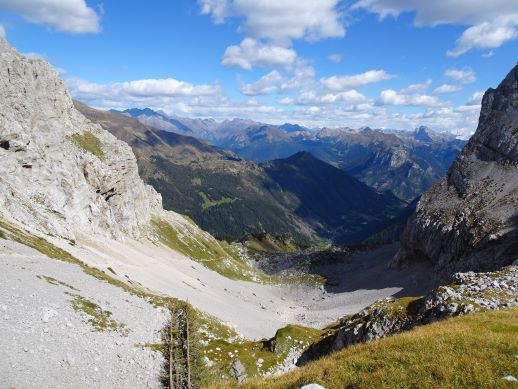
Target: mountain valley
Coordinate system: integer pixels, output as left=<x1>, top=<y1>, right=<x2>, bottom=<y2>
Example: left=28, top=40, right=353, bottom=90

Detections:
left=0, top=34, right=517, bottom=389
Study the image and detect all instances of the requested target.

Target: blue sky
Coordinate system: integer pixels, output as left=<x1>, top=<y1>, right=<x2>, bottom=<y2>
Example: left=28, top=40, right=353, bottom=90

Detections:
left=1, top=0, right=518, bottom=136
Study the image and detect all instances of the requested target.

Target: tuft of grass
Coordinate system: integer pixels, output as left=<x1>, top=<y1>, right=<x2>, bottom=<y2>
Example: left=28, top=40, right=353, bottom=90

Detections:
left=70, top=293, right=127, bottom=334
left=37, top=274, right=79, bottom=291
left=70, top=131, right=105, bottom=160
left=208, top=309, right=518, bottom=389
left=198, top=191, right=237, bottom=210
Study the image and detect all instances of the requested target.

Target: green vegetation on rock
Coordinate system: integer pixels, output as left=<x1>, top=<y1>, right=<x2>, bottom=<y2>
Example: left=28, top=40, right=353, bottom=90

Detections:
left=70, top=131, right=105, bottom=160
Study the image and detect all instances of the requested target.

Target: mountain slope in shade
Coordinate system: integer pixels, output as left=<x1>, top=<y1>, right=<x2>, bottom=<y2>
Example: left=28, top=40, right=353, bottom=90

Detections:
left=262, top=151, right=405, bottom=243
left=397, top=63, right=518, bottom=281
left=78, top=102, right=316, bottom=243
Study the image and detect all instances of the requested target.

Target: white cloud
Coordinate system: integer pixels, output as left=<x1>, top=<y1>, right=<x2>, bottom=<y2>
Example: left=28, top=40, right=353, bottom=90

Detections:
left=320, top=70, right=393, bottom=91
left=447, top=15, right=518, bottom=57
left=353, top=1, right=518, bottom=56
left=401, top=79, right=432, bottom=94
left=68, top=77, right=222, bottom=105
left=378, top=89, right=443, bottom=107
left=445, top=68, right=476, bottom=84
left=279, top=97, right=294, bottom=105
left=329, top=53, right=342, bottom=63
left=200, top=0, right=345, bottom=45
left=0, top=0, right=100, bottom=34
left=0, top=24, right=5, bottom=39
left=467, top=90, right=485, bottom=105
left=432, top=84, right=462, bottom=95
left=240, top=70, right=283, bottom=95
left=221, top=38, right=297, bottom=70
left=280, top=61, right=316, bottom=91
left=297, top=90, right=368, bottom=105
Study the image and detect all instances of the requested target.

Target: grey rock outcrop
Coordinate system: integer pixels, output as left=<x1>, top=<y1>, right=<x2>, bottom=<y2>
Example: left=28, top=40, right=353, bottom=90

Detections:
left=0, top=38, right=163, bottom=241
left=298, top=265, right=518, bottom=365
left=396, top=64, right=518, bottom=281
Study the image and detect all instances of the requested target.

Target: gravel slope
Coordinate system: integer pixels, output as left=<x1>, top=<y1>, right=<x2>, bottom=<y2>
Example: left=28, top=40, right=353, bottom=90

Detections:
left=54, top=235, right=431, bottom=339
left=0, top=239, right=166, bottom=389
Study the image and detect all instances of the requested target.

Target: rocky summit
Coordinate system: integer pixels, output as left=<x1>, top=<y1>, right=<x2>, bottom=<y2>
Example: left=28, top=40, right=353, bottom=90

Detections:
left=397, top=64, right=518, bottom=282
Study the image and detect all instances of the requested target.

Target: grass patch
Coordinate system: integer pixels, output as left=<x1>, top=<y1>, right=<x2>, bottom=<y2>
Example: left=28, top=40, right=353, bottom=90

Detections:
left=203, top=324, right=326, bottom=381
left=191, top=177, right=202, bottom=186
left=70, top=131, right=105, bottom=160
left=36, top=274, right=79, bottom=291
left=208, top=309, right=518, bottom=389
left=198, top=191, right=237, bottom=210
left=70, top=293, right=127, bottom=334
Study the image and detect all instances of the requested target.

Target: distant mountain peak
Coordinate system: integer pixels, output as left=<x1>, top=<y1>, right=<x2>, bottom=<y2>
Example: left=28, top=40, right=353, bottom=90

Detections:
left=122, top=107, right=160, bottom=117
left=414, top=126, right=433, bottom=142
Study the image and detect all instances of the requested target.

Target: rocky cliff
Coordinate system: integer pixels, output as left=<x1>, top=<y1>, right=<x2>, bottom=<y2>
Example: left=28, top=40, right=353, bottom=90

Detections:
left=397, top=64, right=518, bottom=280
left=0, top=38, right=186, bottom=242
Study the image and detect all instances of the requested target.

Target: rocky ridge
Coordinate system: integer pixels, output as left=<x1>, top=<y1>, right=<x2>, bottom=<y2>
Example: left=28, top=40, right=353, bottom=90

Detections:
left=297, top=265, right=518, bottom=365
left=397, top=64, right=518, bottom=281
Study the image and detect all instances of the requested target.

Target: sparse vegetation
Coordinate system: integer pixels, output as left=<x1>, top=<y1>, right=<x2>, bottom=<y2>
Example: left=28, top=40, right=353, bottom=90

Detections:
left=70, top=131, right=105, bottom=160
left=37, top=274, right=79, bottom=291
left=70, top=293, right=128, bottom=334
left=208, top=309, right=518, bottom=389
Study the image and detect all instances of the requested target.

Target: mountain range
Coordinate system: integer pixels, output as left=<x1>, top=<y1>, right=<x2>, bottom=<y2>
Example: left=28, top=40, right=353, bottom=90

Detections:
left=119, top=108, right=466, bottom=202
left=78, top=103, right=404, bottom=244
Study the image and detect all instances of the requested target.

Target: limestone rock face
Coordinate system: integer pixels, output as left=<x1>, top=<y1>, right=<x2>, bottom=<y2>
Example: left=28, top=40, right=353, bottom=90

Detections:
left=397, top=64, right=518, bottom=280
left=0, top=39, right=162, bottom=240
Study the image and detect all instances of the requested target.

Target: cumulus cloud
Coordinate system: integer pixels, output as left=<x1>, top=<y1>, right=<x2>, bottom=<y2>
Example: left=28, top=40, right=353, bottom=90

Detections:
left=0, top=24, right=5, bottom=39
left=400, top=79, right=432, bottom=94
left=447, top=15, right=518, bottom=57
left=200, top=0, right=345, bottom=45
left=445, top=68, right=476, bottom=84
left=378, top=88, right=443, bottom=107
left=0, top=0, right=101, bottom=34
left=222, top=38, right=297, bottom=70
left=239, top=70, right=283, bottom=95
left=433, top=84, right=462, bottom=95
left=280, top=61, right=316, bottom=91
left=67, top=77, right=222, bottom=109
left=328, top=53, right=342, bottom=63
left=353, top=0, right=518, bottom=55
left=296, top=90, right=368, bottom=105
left=320, top=70, right=393, bottom=92
left=467, top=90, right=486, bottom=105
